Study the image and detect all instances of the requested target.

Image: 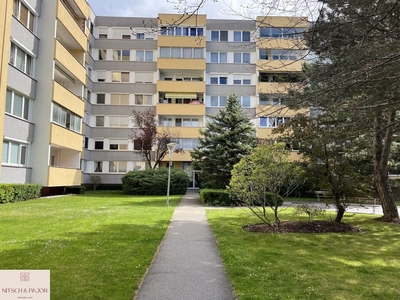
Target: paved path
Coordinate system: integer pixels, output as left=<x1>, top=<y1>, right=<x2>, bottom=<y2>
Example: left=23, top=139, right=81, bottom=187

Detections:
left=135, top=190, right=235, bottom=300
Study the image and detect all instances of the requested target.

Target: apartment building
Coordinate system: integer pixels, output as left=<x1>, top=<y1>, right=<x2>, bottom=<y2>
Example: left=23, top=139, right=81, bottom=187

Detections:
left=0, top=0, right=307, bottom=193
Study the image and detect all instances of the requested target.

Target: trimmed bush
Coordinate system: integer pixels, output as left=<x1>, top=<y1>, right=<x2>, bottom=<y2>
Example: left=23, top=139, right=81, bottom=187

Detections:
left=0, top=184, right=41, bottom=203
left=200, top=189, right=237, bottom=206
left=121, top=168, right=189, bottom=195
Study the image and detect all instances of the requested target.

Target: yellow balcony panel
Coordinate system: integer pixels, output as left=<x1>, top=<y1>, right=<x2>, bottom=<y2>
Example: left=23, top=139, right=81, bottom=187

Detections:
left=157, top=58, right=206, bottom=70
left=257, top=59, right=304, bottom=72
left=256, top=105, right=307, bottom=117
left=289, top=151, right=303, bottom=161
left=57, top=1, right=87, bottom=50
left=158, top=126, right=203, bottom=138
left=158, top=36, right=205, bottom=48
left=158, top=14, right=207, bottom=26
left=55, top=40, right=86, bottom=84
left=258, top=82, right=298, bottom=94
left=256, top=16, right=308, bottom=28
left=72, top=0, right=90, bottom=17
left=162, top=151, right=193, bottom=162
left=50, top=124, right=83, bottom=152
left=257, top=39, right=307, bottom=50
left=256, top=128, right=278, bottom=139
left=48, top=167, right=82, bottom=186
left=156, top=103, right=205, bottom=116
left=52, top=81, right=84, bottom=116
left=157, top=81, right=205, bottom=93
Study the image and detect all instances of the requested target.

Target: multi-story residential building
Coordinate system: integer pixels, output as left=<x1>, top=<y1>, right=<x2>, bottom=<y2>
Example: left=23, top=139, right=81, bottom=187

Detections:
left=0, top=1, right=308, bottom=194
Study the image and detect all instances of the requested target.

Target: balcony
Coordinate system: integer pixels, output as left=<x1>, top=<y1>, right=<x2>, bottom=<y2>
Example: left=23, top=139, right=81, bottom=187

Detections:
left=257, top=39, right=307, bottom=50
left=54, top=39, right=86, bottom=84
left=157, top=58, right=206, bottom=70
left=48, top=167, right=82, bottom=186
left=157, top=80, right=205, bottom=93
left=158, top=126, right=203, bottom=138
left=156, top=103, right=205, bottom=116
left=57, top=0, right=87, bottom=50
left=50, top=123, right=83, bottom=152
left=256, top=104, right=308, bottom=117
left=257, top=127, right=277, bottom=139
left=162, top=151, right=193, bottom=162
left=258, top=82, right=299, bottom=94
left=158, top=14, right=207, bottom=26
left=53, top=81, right=85, bottom=116
left=257, top=59, right=304, bottom=72
left=158, top=36, right=206, bottom=48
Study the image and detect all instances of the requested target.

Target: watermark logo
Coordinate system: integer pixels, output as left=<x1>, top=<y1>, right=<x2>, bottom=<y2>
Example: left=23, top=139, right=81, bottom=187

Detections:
left=0, top=270, right=50, bottom=300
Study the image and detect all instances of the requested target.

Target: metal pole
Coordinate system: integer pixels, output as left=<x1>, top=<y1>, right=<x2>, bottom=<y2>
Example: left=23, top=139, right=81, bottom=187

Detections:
left=166, top=157, right=172, bottom=207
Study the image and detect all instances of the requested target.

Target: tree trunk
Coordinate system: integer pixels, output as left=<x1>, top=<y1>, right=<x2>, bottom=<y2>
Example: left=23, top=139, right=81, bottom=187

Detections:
left=372, top=111, right=399, bottom=220
left=335, top=203, right=345, bottom=223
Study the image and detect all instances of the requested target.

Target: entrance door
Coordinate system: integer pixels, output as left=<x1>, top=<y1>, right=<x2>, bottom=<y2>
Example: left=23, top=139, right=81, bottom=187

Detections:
left=186, top=170, right=200, bottom=189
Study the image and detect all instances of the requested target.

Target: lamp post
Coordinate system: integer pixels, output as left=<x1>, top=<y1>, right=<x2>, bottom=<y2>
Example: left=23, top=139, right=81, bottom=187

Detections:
left=166, top=142, right=177, bottom=207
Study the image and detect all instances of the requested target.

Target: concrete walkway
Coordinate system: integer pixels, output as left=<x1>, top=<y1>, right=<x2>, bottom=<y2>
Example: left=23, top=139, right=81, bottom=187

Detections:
left=135, top=190, right=235, bottom=300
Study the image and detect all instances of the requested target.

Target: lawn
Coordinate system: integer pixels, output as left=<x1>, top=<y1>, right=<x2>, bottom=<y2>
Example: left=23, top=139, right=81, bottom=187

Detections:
left=0, top=191, right=180, bottom=300
left=206, top=208, right=400, bottom=300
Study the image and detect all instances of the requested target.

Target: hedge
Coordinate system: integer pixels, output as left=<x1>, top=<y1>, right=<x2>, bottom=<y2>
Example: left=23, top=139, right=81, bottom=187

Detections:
left=121, top=168, right=189, bottom=195
left=0, top=184, right=41, bottom=203
left=200, top=189, right=237, bottom=206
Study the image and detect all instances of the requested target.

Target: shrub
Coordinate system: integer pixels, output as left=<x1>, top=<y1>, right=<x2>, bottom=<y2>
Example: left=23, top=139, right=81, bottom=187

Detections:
left=89, top=175, right=101, bottom=191
left=121, top=169, right=189, bottom=195
left=0, top=184, right=41, bottom=203
left=200, top=189, right=237, bottom=206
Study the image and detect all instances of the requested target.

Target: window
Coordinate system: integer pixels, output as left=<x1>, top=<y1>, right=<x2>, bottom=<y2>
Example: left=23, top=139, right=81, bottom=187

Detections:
left=97, top=93, right=105, bottom=104
left=135, top=72, right=153, bottom=83
left=9, top=43, right=33, bottom=76
left=94, top=161, right=102, bottom=172
left=109, top=116, right=129, bottom=127
left=96, top=116, right=104, bottom=127
left=98, top=27, right=108, bottom=38
left=136, top=50, right=153, bottom=61
left=109, top=139, right=128, bottom=150
left=13, top=0, right=35, bottom=32
left=113, top=50, right=130, bottom=61
left=112, top=71, right=130, bottom=82
left=111, top=94, right=129, bottom=105
left=159, top=47, right=202, bottom=59
left=109, top=161, right=128, bottom=173
left=219, top=77, right=227, bottom=84
left=99, top=49, right=106, bottom=60
left=210, top=52, right=227, bottom=63
left=234, top=31, right=250, bottom=42
left=260, top=27, right=306, bottom=38
left=211, top=30, right=228, bottom=41
left=211, top=31, right=219, bottom=41
left=259, top=116, right=290, bottom=127
left=233, top=75, right=251, bottom=85
left=135, top=95, right=152, bottom=105
left=259, top=49, right=268, bottom=60
left=122, top=34, right=131, bottom=39
left=52, top=103, right=82, bottom=133
left=176, top=139, right=199, bottom=150
left=209, top=96, right=227, bottom=107
left=97, top=71, right=106, bottom=82
left=2, top=140, right=27, bottom=166
left=241, top=96, right=251, bottom=107
left=94, top=141, right=104, bottom=150
left=6, top=89, right=30, bottom=120
left=210, top=52, right=218, bottom=63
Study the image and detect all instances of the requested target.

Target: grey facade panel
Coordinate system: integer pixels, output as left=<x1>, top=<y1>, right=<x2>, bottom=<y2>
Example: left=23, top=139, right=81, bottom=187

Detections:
left=95, top=39, right=157, bottom=50
left=91, top=128, right=132, bottom=138
left=206, top=85, right=256, bottom=96
left=206, top=107, right=256, bottom=119
left=87, top=78, right=94, bottom=91
left=95, top=17, right=158, bottom=28
left=25, top=0, right=41, bottom=12
left=88, top=33, right=95, bottom=46
left=11, top=18, right=40, bottom=54
left=94, top=61, right=157, bottom=72
left=7, top=66, right=37, bottom=99
left=1, top=166, right=32, bottom=183
left=206, top=19, right=256, bottom=31
left=3, top=115, right=35, bottom=143
left=91, top=105, right=153, bottom=115
left=207, top=63, right=256, bottom=74
left=90, top=151, right=142, bottom=161
left=88, top=55, right=95, bottom=68
left=206, top=42, right=256, bottom=52
left=92, top=83, right=156, bottom=94
left=205, top=107, right=222, bottom=116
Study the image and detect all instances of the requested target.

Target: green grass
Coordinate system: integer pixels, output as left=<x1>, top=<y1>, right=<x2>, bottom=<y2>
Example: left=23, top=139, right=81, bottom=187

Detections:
left=206, top=208, right=400, bottom=300
left=0, top=191, right=180, bottom=299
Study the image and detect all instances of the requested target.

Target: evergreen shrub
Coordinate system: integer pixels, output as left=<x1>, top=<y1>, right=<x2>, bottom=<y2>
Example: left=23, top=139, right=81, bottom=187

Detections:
left=200, top=189, right=237, bottom=206
left=0, top=184, right=41, bottom=203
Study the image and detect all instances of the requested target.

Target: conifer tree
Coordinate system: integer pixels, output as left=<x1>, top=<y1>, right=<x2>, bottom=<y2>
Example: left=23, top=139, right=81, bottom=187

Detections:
left=191, top=94, right=256, bottom=189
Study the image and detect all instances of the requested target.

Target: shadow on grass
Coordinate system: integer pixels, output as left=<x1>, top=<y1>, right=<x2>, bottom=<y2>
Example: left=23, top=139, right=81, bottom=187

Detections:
left=0, top=221, right=169, bottom=300
left=206, top=209, right=400, bottom=300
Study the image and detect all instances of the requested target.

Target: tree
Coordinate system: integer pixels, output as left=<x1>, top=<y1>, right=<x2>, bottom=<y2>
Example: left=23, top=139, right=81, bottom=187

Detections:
left=282, top=0, right=400, bottom=220
left=130, top=108, right=182, bottom=169
left=191, top=94, right=256, bottom=189
left=230, top=142, right=305, bottom=226
left=276, top=113, right=372, bottom=222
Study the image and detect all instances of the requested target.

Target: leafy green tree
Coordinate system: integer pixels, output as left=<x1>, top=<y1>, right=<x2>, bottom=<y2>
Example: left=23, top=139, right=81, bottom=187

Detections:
left=284, top=0, right=400, bottom=220
left=230, top=143, right=305, bottom=226
left=191, top=94, right=256, bottom=189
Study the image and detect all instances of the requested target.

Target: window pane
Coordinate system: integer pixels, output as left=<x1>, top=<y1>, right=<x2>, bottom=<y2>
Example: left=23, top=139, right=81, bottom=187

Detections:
left=243, top=53, right=250, bottom=63
left=219, top=77, right=227, bottom=84
left=210, top=77, right=218, bottom=84
left=183, top=118, right=191, bottom=126
left=191, top=119, right=199, bottom=127
left=183, top=27, right=189, bottom=36
left=109, top=161, right=116, bottom=172
left=26, top=55, right=32, bottom=76
left=234, top=31, right=241, bottom=41
left=242, top=96, right=250, bottom=107
left=121, top=94, right=129, bottom=105
left=112, top=72, right=120, bottom=82
left=16, top=47, right=25, bottom=71
left=220, top=31, right=228, bottom=41
left=13, top=93, right=23, bottom=117
left=168, top=27, right=174, bottom=35
left=28, top=11, right=34, bottom=31
left=136, top=50, right=144, bottom=61
left=194, top=48, right=203, bottom=59
left=210, top=96, right=218, bottom=106
left=219, top=53, right=227, bottom=63
left=95, top=141, right=104, bottom=149
left=136, top=95, right=143, bottom=105
left=145, top=95, right=152, bottom=105
left=145, top=51, right=153, bottom=61
left=6, top=90, right=12, bottom=113
left=271, top=28, right=282, bottom=38
left=171, top=48, right=181, bottom=58
left=13, top=0, right=18, bottom=17
left=9, top=43, right=15, bottom=64
left=210, top=52, right=218, bottom=63
left=197, top=28, right=203, bottom=36
left=234, top=53, right=241, bottom=63
left=99, top=49, right=106, bottom=60
left=97, top=94, right=105, bottom=104
left=111, top=94, right=119, bottom=105
left=20, top=3, right=28, bottom=27
left=96, top=116, right=104, bottom=126
left=259, top=49, right=268, bottom=60
left=2, top=142, right=8, bottom=163
left=219, top=96, right=227, bottom=107
left=243, top=31, right=250, bottom=41
left=23, top=98, right=29, bottom=119
left=211, top=31, right=219, bottom=41
left=160, top=47, right=170, bottom=58
left=122, top=50, right=130, bottom=60
left=113, top=50, right=121, bottom=60
left=121, top=72, right=129, bottom=82
left=260, top=117, right=267, bottom=127
left=260, top=27, right=270, bottom=37
left=176, top=27, right=182, bottom=36
left=183, top=48, right=192, bottom=58
left=10, top=143, right=19, bottom=164
left=119, top=161, right=127, bottom=172
left=190, top=28, right=196, bottom=36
